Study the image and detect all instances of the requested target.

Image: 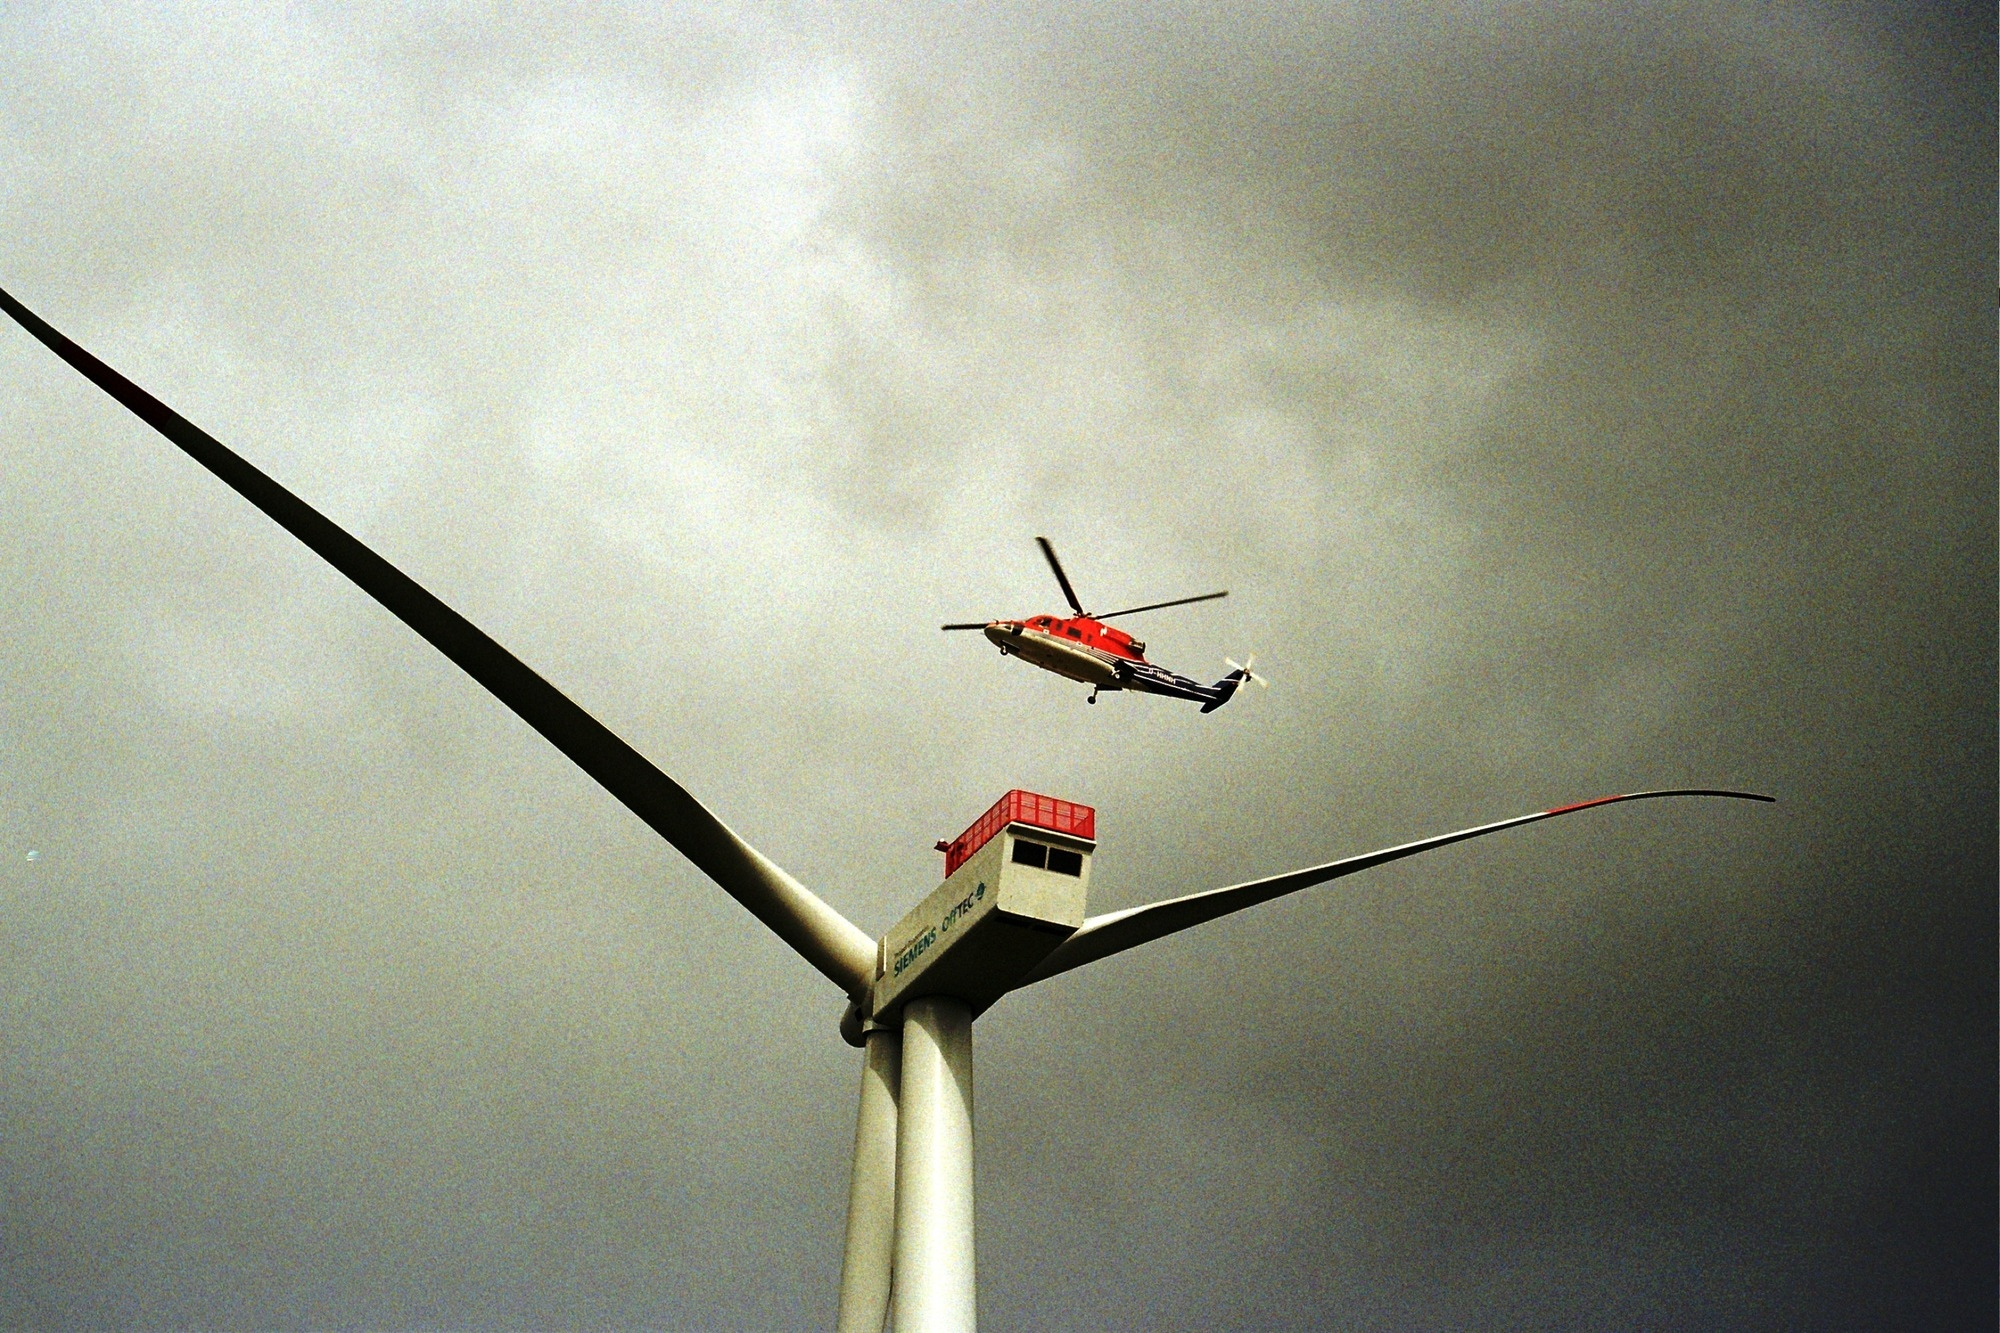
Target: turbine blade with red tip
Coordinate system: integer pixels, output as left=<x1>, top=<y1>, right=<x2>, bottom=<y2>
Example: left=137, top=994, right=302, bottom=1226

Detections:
left=1010, top=789, right=1775, bottom=990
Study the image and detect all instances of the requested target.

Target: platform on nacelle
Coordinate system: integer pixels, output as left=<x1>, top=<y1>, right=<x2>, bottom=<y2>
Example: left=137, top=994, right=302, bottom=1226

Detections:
left=872, top=792, right=1095, bottom=1017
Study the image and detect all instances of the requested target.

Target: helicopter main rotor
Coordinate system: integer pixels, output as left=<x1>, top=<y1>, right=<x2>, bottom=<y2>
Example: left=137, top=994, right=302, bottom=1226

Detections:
left=941, top=537, right=1227, bottom=630
left=1037, top=536, right=1086, bottom=616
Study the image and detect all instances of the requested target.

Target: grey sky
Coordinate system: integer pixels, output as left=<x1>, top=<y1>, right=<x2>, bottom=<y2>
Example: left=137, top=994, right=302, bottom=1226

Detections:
left=0, top=2, right=1990, bottom=1328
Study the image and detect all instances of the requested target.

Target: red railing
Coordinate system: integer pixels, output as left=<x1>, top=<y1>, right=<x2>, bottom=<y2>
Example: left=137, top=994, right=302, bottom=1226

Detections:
left=935, top=789, right=1096, bottom=876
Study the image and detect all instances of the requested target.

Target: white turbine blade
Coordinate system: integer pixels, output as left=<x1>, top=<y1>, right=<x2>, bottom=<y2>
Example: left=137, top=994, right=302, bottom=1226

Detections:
left=1011, top=789, right=1774, bottom=990
left=0, top=285, right=877, bottom=998
left=837, top=1029, right=901, bottom=1333
left=691, top=815, right=877, bottom=995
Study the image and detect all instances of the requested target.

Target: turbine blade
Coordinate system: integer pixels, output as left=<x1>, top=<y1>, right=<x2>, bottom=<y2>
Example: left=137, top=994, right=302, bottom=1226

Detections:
left=1011, top=790, right=1774, bottom=990
left=837, top=1028, right=901, bottom=1333
left=1035, top=536, right=1086, bottom=616
left=0, top=285, right=876, bottom=997
left=1095, top=590, right=1229, bottom=619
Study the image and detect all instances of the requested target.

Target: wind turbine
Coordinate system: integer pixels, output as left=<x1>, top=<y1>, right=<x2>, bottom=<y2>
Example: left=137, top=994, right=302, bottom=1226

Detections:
left=0, top=287, right=1772, bottom=1332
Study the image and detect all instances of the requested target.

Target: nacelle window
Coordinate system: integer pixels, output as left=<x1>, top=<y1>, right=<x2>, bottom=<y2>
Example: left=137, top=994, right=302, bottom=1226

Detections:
left=1010, top=839, right=1083, bottom=876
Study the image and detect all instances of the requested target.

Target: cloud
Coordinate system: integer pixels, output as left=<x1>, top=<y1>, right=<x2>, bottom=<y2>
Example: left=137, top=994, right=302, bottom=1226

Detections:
left=0, top=2, right=1989, bottom=1327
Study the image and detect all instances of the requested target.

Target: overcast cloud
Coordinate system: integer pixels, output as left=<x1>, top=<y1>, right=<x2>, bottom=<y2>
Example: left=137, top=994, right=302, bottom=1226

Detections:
left=0, top=2, right=1990, bottom=1328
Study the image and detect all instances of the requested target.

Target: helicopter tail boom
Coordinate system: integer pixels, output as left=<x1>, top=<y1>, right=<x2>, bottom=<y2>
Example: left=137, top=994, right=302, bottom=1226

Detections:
left=1198, top=669, right=1245, bottom=713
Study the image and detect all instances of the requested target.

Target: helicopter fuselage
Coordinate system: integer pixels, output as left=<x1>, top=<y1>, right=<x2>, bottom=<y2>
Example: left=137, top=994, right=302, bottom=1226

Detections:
left=984, top=616, right=1133, bottom=688
left=980, top=615, right=1238, bottom=705
left=944, top=538, right=1253, bottom=710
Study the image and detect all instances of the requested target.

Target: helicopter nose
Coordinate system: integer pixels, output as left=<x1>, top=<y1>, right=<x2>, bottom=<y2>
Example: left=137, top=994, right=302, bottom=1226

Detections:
left=982, top=622, right=1019, bottom=648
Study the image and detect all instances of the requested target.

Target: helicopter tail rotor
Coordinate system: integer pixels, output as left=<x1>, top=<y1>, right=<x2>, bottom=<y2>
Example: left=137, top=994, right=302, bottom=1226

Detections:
left=1225, top=656, right=1268, bottom=690
left=1199, top=657, right=1266, bottom=713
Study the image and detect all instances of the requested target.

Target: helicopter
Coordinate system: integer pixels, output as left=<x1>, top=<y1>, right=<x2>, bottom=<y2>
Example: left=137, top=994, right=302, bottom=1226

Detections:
left=943, top=538, right=1266, bottom=710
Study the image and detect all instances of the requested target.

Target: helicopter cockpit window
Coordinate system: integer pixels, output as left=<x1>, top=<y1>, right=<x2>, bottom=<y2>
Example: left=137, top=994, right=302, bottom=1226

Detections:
left=1065, top=627, right=1083, bottom=639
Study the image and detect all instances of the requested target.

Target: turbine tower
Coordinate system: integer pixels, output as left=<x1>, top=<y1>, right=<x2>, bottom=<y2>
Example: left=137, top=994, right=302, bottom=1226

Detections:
left=0, top=288, right=1771, bottom=1332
